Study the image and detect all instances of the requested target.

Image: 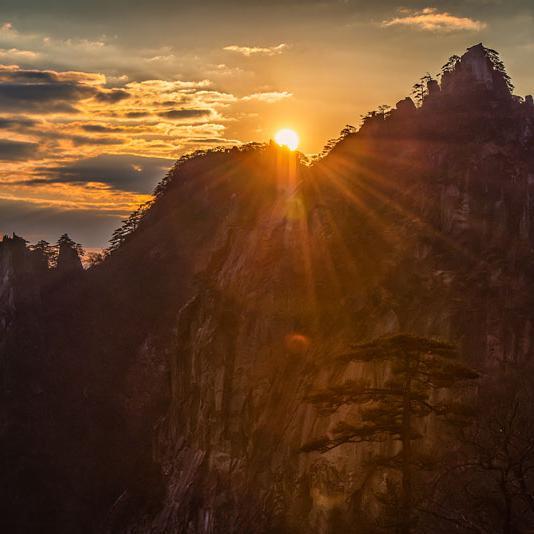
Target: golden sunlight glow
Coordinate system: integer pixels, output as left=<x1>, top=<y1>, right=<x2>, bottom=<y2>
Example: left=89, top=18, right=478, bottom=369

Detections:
left=275, top=128, right=299, bottom=151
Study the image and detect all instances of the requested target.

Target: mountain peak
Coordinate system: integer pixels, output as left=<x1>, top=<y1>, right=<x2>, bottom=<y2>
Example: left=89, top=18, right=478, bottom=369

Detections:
left=466, top=42, right=485, bottom=52
left=442, top=43, right=513, bottom=98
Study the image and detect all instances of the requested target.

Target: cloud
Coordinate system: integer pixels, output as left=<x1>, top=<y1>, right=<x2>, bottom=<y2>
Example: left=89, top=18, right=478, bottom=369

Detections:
left=0, top=66, right=105, bottom=85
left=0, top=138, right=38, bottom=160
left=145, top=54, right=175, bottom=63
left=187, top=137, right=232, bottom=144
left=0, top=68, right=58, bottom=83
left=158, top=108, right=211, bottom=119
left=80, top=123, right=128, bottom=133
left=0, top=66, right=107, bottom=113
left=32, top=154, right=173, bottom=194
left=382, top=8, right=487, bottom=32
left=0, top=81, right=93, bottom=113
left=80, top=123, right=126, bottom=133
left=94, top=89, right=130, bottom=103
left=0, top=116, right=38, bottom=128
left=242, top=91, right=293, bottom=103
left=0, top=47, right=39, bottom=60
left=124, top=111, right=150, bottom=118
left=66, top=135, right=125, bottom=146
left=223, top=43, right=288, bottom=57
left=0, top=65, right=236, bottom=163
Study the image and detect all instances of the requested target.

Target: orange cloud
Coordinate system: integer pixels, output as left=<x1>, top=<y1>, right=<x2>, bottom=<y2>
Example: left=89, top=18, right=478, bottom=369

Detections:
left=223, top=43, right=288, bottom=56
left=382, top=8, right=486, bottom=32
left=242, top=91, right=293, bottom=103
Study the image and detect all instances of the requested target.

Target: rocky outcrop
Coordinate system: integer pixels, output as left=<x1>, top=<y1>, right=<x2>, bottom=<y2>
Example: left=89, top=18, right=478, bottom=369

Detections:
left=441, top=43, right=513, bottom=100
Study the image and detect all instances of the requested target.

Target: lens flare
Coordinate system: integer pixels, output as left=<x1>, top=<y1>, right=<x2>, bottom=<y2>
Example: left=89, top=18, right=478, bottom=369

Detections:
left=284, top=333, right=310, bottom=354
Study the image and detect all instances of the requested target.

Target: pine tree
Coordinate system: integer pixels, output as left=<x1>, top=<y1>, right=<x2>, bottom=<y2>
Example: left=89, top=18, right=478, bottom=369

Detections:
left=412, top=73, right=434, bottom=107
left=107, top=200, right=153, bottom=253
left=484, top=46, right=514, bottom=93
left=57, top=233, right=84, bottom=257
left=302, top=334, right=479, bottom=534
left=319, top=124, right=358, bottom=159
left=440, top=55, right=461, bottom=77
left=56, top=234, right=84, bottom=271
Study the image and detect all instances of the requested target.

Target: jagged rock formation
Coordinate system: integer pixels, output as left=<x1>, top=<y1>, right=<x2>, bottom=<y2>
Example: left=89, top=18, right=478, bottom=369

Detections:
left=2, top=44, right=534, bottom=533
left=441, top=43, right=513, bottom=97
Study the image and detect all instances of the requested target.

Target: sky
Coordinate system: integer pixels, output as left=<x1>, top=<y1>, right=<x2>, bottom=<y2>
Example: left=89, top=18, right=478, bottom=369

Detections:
left=0, top=0, right=533, bottom=248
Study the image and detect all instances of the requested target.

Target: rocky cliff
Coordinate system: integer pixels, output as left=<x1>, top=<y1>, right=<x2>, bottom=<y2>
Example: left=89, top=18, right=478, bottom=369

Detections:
left=2, top=44, right=534, bottom=533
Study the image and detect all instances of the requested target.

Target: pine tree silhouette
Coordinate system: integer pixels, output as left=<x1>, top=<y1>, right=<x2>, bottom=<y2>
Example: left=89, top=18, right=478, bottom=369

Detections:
left=302, top=334, right=478, bottom=534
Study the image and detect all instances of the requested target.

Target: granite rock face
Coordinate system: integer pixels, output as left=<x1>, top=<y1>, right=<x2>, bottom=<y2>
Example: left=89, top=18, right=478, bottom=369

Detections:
left=3, top=45, right=534, bottom=533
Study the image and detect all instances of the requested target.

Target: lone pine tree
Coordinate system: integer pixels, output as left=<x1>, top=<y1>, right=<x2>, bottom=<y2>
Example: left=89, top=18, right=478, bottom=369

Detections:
left=302, top=334, right=479, bottom=534
left=56, top=233, right=84, bottom=272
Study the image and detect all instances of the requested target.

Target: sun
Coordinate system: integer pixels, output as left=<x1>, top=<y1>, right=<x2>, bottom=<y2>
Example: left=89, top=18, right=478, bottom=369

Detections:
left=274, top=128, right=299, bottom=151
